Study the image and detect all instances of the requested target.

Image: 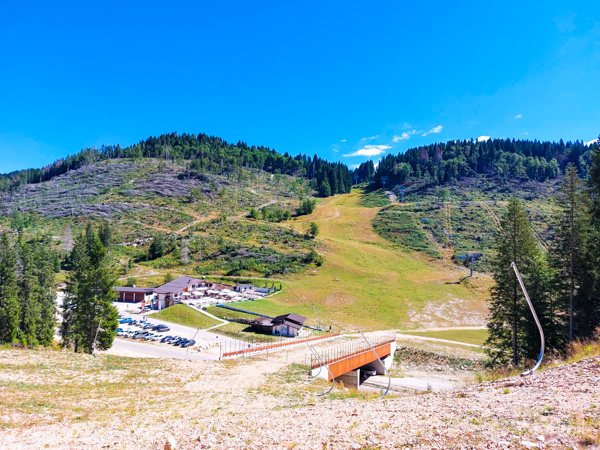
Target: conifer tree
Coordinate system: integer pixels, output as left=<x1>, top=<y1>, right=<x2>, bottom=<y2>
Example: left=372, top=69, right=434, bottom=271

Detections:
left=34, top=236, right=58, bottom=346
left=485, top=196, right=546, bottom=366
left=16, top=237, right=57, bottom=347
left=61, top=224, right=118, bottom=353
left=549, top=164, right=592, bottom=342
left=584, top=137, right=600, bottom=336
left=0, top=233, right=20, bottom=343
left=98, top=221, right=112, bottom=248
left=18, top=243, right=41, bottom=346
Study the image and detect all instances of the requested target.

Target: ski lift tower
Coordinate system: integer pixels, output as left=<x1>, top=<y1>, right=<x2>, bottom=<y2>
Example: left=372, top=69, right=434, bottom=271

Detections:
left=397, top=186, right=406, bottom=203
left=381, top=176, right=387, bottom=190
left=458, top=252, right=482, bottom=277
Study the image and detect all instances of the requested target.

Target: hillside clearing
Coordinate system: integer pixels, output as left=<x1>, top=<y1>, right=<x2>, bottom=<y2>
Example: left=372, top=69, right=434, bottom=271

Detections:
left=223, top=189, right=492, bottom=330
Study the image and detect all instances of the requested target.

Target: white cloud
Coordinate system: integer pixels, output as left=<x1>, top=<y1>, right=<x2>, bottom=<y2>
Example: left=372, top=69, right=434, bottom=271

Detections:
left=359, top=135, right=379, bottom=142
left=393, top=133, right=410, bottom=142
left=349, top=164, right=360, bottom=170
left=586, top=139, right=599, bottom=146
left=514, top=114, right=522, bottom=119
left=343, top=145, right=390, bottom=157
left=332, top=149, right=339, bottom=152
left=477, top=135, right=491, bottom=142
left=523, top=132, right=529, bottom=135
left=340, top=139, right=347, bottom=143
left=422, top=125, right=443, bottom=136
left=392, top=130, right=419, bottom=142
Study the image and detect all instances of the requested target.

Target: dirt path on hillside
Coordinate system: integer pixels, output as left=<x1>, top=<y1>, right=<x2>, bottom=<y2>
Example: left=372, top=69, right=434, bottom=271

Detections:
left=405, top=326, right=486, bottom=332
left=395, top=333, right=485, bottom=348
left=478, top=201, right=502, bottom=229
left=477, top=201, right=548, bottom=251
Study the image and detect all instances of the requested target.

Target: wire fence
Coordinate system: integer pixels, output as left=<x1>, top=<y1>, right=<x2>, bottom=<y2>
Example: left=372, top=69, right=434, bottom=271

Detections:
left=310, top=334, right=396, bottom=370
left=220, top=328, right=340, bottom=358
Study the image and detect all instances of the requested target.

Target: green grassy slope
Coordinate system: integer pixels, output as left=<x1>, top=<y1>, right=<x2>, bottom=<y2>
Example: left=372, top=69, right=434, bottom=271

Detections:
left=206, top=189, right=492, bottom=331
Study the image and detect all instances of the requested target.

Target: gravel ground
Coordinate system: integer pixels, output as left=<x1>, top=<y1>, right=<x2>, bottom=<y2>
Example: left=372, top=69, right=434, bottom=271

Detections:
left=1, top=347, right=598, bottom=449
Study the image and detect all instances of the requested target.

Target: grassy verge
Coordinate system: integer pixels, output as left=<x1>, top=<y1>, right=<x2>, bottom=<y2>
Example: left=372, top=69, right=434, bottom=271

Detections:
left=149, top=304, right=217, bottom=329
left=400, top=328, right=488, bottom=346
left=359, top=189, right=391, bottom=208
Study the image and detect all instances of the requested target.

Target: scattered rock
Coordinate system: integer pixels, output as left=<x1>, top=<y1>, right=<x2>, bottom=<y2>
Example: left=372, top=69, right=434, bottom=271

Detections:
left=164, top=436, right=177, bottom=450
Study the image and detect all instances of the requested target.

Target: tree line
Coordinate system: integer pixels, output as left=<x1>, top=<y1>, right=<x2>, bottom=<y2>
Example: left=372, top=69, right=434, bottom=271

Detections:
left=0, top=132, right=353, bottom=198
left=0, top=234, right=58, bottom=346
left=485, top=137, right=600, bottom=366
left=354, top=138, right=593, bottom=187
left=0, top=224, right=118, bottom=353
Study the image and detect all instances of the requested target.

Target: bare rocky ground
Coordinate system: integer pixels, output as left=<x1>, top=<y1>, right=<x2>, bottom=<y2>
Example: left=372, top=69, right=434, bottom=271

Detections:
left=0, top=343, right=599, bottom=449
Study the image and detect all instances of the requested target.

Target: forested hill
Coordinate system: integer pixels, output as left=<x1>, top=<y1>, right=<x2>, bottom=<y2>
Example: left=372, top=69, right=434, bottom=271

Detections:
left=354, top=137, right=597, bottom=187
left=0, top=132, right=352, bottom=197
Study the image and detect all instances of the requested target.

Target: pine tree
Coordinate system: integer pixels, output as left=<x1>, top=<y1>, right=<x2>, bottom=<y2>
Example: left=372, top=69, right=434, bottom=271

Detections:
left=16, top=237, right=57, bottom=347
left=98, top=221, right=112, bottom=248
left=549, top=164, right=592, bottom=342
left=61, top=224, right=118, bottom=353
left=584, top=137, right=600, bottom=336
left=18, top=243, right=41, bottom=346
left=34, top=236, right=58, bottom=346
left=485, top=196, right=546, bottom=366
left=0, top=233, right=20, bottom=343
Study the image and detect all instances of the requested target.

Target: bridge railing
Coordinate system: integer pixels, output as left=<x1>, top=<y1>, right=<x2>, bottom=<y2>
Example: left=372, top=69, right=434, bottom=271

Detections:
left=310, top=334, right=396, bottom=369
left=220, top=327, right=340, bottom=359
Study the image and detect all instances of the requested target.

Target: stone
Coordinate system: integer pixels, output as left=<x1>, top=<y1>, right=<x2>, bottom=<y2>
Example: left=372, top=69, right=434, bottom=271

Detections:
left=164, top=436, right=177, bottom=450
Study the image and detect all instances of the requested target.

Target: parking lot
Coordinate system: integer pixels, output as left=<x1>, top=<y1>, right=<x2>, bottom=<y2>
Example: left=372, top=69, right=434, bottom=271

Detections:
left=108, top=305, right=241, bottom=361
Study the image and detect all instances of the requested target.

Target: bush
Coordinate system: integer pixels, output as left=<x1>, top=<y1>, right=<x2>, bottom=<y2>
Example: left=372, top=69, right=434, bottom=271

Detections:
left=297, top=198, right=317, bottom=215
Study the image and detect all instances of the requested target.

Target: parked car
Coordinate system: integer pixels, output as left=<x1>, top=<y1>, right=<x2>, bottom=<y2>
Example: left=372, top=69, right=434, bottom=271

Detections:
left=133, top=331, right=148, bottom=340
left=153, top=325, right=170, bottom=332
left=360, top=366, right=377, bottom=378
left=181, top=340, right=195, bottom=348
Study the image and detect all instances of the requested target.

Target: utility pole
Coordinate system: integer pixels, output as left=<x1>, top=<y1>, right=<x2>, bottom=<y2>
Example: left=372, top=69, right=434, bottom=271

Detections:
left=312, top=304, right=322, bottom=331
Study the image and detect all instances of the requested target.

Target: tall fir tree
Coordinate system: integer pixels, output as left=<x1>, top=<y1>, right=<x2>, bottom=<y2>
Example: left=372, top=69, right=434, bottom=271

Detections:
left=485, top=196, right=547, bottom=366
left=0, top=233, right=20, bottom=343
left=61, top=224, right=118, bottom=353
left=18, top=242, right=42, bottom=346
left=584, top=136, right=600, bottom=336
left=549, top=164, right=593, bottom=342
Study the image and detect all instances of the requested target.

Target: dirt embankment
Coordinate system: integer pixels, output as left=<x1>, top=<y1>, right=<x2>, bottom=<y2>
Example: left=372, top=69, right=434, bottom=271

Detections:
left=0, top=345, right=598, bottom=449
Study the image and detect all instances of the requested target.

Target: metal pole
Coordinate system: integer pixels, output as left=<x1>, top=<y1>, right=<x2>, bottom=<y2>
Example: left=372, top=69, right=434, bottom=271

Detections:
left=304, top=341, right=335, bottom=396
left=358, top=331, right=391, bottom=399
left=187, top=328, right=200, bottom=361
left=470, top=254, right=474, bottom=277
left=511, top=262, right=545, bottom=375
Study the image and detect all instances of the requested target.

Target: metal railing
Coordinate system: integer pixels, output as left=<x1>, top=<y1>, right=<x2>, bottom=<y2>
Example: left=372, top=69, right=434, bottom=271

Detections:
left=220, top=328, right=340, bottom=359
left=310, top=334, right=395, bottom=369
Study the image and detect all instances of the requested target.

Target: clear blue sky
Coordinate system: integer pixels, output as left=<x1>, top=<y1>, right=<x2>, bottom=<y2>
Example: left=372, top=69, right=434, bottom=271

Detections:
left=1, top=1, right=599, bottom=173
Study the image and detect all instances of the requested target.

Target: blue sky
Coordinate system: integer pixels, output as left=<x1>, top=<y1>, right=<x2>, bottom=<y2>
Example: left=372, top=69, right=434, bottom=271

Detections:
left=1, top=1, right=599, bottom=173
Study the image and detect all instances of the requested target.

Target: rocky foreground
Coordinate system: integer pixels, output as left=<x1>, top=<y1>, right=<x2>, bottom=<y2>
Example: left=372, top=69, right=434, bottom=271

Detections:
left=0, top=348, right=598, bottom=449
